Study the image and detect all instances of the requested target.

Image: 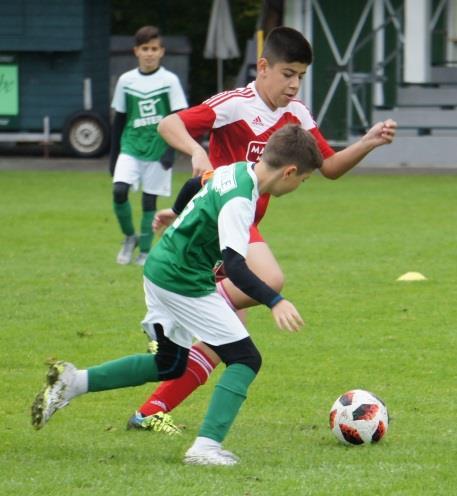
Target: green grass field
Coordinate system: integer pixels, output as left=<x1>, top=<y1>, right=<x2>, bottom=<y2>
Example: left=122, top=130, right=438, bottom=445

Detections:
left=1, top=168, right=456, bottom=495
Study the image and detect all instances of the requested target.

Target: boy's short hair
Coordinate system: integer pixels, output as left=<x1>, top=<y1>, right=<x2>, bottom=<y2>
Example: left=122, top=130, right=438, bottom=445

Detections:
left=262, top=124, right=323, bottom=173
left=134, top=25, right=162, bottom=46
left=262, top=26, right=313, bottom=65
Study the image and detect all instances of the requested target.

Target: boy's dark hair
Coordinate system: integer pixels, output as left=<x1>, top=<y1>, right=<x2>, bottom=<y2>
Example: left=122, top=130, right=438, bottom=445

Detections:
left=262, top=124, right=322, bottom=173
left=262, top=26, right=313, bottom=65
left=134, top=25, right=162, bottom=46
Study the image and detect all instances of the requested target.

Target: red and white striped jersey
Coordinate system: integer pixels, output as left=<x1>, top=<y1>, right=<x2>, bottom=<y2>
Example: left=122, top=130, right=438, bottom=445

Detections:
left=177, top=81, right=335, bottom=226
left=178, top=81, right=335, bottom=167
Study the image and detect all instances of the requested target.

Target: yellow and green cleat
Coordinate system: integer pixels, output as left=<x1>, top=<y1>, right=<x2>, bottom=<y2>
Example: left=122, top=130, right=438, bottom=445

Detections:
left=126, top=411, right=181, bottom=436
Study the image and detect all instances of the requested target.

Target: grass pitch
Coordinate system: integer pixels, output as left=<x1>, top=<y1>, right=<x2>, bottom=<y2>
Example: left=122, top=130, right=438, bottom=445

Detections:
left=1, top=168, right=456, bottom=495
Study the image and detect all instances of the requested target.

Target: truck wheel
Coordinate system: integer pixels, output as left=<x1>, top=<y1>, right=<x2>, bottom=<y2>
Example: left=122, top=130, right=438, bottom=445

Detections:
left=63, top=111, right=109, bottom=158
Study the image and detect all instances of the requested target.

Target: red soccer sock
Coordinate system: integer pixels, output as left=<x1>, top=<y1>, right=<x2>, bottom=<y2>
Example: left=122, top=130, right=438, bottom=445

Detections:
left=138, top=345, right=217, bottom=416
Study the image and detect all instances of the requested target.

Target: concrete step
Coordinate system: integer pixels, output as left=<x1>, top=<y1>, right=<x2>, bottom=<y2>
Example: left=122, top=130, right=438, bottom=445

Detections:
left=392, top=128, right=457, bottom=137
left=397, top=85, right=457, bottom=106
left=431, top=66, right=457, bottom=84
left=349, top=135, right=457, bottom=166
left=373, top=107, right=457, bottom=129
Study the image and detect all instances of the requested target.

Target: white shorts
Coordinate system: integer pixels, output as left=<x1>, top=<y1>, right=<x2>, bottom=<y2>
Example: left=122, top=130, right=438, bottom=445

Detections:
left=113, top=153, right=171, bottom=196
left=141, top=278, right=249, bottom=349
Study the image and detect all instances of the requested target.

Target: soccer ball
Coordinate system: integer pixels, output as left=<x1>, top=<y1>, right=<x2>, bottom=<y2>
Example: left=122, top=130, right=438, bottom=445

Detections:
left=329, top=389, right=389, bottom=445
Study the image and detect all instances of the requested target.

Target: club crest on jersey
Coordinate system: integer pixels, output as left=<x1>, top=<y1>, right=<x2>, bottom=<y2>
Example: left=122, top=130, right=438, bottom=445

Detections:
left=246, top=140, right=266, bottom=163
left=213, top=166, right=237, bottom=195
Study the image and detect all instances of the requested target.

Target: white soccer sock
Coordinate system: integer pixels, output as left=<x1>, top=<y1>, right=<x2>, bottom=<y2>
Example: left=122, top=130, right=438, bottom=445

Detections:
left=191, top=436, right=221, bottom=450
left=66, top=369, right=88, bottom=400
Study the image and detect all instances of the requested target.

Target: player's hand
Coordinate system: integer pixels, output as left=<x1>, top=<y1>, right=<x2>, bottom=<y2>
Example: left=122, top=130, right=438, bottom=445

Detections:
left=271, top=299, right=304, bottom=332
left=191, top=146, right=213, bottom=177
left=152, top=208, right=177, bottom=233
left=362, top=119, right=397, bottom=148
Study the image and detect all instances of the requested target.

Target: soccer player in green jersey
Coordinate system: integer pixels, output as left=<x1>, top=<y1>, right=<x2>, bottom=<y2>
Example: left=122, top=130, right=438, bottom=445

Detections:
left=31, top=124, right=322, bottom=466
left=110, top=26, right=187, bottom=266
left=127, top=26, right=396, bottom=431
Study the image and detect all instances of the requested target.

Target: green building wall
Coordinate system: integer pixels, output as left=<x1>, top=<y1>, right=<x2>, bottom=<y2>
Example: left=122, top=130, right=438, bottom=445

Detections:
left=0, top=0, right=110, bottom=131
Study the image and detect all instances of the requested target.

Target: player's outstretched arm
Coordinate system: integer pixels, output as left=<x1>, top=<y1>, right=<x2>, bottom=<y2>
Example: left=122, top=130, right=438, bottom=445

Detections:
left=361, top=118, right=397, bottom=147
left=319, top=119, right=397, bottom=180
left=158, top=113, right=212, bottom=177
left=271, top=299, right=304, bottom=332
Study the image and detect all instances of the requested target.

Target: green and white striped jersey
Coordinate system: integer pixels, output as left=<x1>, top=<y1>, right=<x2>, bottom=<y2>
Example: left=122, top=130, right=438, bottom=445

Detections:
left=111, top=67, right=187, bottom=161
left=145, top=162, right=259, bottom=296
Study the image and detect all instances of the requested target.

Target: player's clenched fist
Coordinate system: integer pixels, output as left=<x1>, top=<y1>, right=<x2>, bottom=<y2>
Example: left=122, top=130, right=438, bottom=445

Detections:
left=362, top=118, right=397, bottom=147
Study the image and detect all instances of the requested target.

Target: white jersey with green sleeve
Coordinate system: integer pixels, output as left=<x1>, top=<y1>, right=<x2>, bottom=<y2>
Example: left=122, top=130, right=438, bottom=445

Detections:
left=144, top=162, right=259, bottom=296
left=111, top=67, right=187, bottom=161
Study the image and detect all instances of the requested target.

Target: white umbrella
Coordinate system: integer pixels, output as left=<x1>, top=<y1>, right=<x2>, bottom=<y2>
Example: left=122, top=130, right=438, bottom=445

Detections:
left=204, top=0, right=240, bottom=92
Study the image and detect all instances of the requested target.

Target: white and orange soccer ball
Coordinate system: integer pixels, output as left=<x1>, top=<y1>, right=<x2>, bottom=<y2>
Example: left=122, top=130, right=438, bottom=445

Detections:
left=329, top=389, right=389, bottom=445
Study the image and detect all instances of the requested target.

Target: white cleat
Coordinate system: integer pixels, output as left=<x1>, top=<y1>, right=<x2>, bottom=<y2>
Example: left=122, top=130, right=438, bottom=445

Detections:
left=135, top=252, right=148, bottom=266
left=183, top=445, right=239, bottom=466
left=31, top=361, right=77, bottom=430
left=116, top=235, right=137, bottom=265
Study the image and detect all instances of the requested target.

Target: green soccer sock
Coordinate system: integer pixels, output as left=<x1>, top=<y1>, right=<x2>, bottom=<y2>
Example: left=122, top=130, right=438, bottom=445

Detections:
left=198, top=363, right=257, bottom=442
left=88, top=354, right=158, bottom=392
left=139, top=209, right=155, bottom=253
left=113, top=200, right=135, bottom=236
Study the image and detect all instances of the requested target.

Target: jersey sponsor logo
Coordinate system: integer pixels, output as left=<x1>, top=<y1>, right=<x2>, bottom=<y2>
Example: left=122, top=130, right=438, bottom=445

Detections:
left=213, top=166, right=237, bottom=195
left=140, top=98, right=161, bottom=117
left=133, top=98, right=163, bottom=128
left=246, top=140, right=266, bottom=162
left=133, top=115, right=163, bottom=128
left=251, top=115, right=264, bottom=127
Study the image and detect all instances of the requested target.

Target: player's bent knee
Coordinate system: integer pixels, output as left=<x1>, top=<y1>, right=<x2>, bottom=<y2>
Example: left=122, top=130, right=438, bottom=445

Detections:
left=156, top=349, right=189, bottom=380
left=251, top=262, right=284, bottom=292
left=205, top=337, right=262, bottom=374
left=247, top=243, right=284, bottom=292
left=153, top=323, right=190, bottom=380
left=266, top=269, right=284, bottom=293
left=113, top=182, right=130, bottom=204
left=235, top=346, right=262, bottom=374
left=142, top=192, right=157, bottom=211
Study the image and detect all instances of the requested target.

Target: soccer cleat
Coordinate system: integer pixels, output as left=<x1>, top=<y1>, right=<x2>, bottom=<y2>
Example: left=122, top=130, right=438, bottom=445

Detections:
left=116, top=235, right=138, bottom=265
left=126, top=411, right=181, bottom=436
left=126, top=411, right=147, bottom=430
left=135, top=252, right=148, bottom=266
left=183, top=445, right=239, bottom=466
left=31, top=361, right=77, bottom=430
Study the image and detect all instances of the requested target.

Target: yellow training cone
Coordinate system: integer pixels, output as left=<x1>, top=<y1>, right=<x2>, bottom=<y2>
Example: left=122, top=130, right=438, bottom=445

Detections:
left=397, top=272, right=427, bottom=281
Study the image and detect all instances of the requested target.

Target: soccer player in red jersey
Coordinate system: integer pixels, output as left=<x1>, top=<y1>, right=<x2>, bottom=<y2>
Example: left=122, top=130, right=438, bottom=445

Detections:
left=127, top=26, right=397, bottom=431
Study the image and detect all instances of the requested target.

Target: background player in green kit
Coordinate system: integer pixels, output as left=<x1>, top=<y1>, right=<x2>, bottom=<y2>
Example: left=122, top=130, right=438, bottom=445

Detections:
left=31, top=125, right=323, bottom=466
left=110, top=26, right=188, bottom=266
